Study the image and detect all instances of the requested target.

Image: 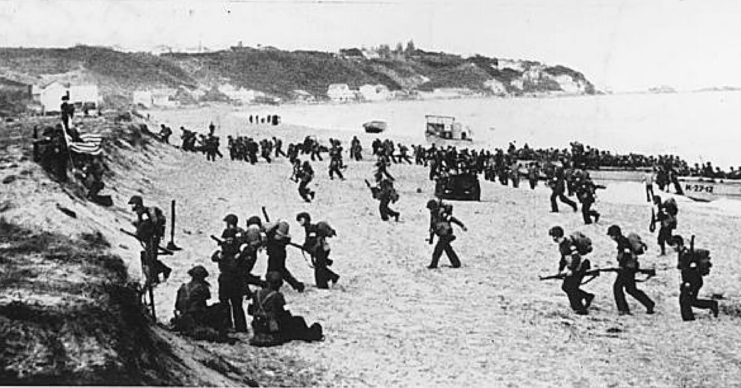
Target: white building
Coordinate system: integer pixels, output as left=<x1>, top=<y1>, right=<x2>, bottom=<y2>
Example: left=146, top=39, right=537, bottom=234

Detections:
left=483, top=79, right=507, bottom=95
left=358, top=84, right=391, bottom=102
left=327, top=83, right=356, bottom=102
left=32, top=81, right=102, bottom=113
left=132, top=88, right=178, bottom=108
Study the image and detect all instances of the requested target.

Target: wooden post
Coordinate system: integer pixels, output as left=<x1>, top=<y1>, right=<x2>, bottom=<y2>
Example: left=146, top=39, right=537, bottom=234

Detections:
left=166, top=199, right=181, bottom=250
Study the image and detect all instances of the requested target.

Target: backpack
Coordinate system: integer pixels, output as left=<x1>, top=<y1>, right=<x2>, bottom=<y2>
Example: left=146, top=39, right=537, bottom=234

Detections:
left=148, top=206, right=166, bottom=239
left=251, top=291, right=280, bottom=334
left=695, top=248, right=712, bottom=276
left=663, top=198, right=678, bottom=217
left=627, top=233, right=647, bottom=255
left=570, top=232, right=593, bottom=255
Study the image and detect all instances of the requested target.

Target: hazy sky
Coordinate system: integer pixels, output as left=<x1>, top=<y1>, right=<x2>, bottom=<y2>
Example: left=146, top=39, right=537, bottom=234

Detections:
left=1, top=0, right=740, bottom=91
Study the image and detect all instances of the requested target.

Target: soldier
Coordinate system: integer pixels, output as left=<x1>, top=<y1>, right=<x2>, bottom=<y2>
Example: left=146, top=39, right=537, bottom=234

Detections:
left=265, top=221, right=305, bottom=292
left=548, top=226, right=595, bottom=315
left=398, top=144, right=413, bottom=164
left=328, top=144, right=345, bottom=180
left=350, top=136, right=363, bottom=161
left=273, top=137, right=286, bottom=158
left=673, top=235, right=719, bottom=321
left=374, top=179, right=400, bottom=221
left=248, top=271, right=323, bottom=347
left=128, top=195, right=172, bottom=284
left=158, top=124, right=172, bottom=144
left=575, top=175, right=602, bottom=225
left=297, top=161, right=316, bottom=202
left=60, top=94, right=77, bottom=138
left=653, top=195, right=678, bottom=256
left=426, top=199, right=467, bottom=269
left=172, top=265, right=229, bottom=340
left=374, top=154, right=394, bottom=182
left=527, top=162, right=540, bottom=190
left=548, top=168, right=578, bottom=213
left=297, top=212, right=340, bottom=289
left=607, top=225, right=655, bottom=315
left=211, top=217, right=247, bottom=333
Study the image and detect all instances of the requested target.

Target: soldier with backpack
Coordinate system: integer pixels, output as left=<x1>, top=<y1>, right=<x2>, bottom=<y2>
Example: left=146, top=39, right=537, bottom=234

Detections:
left=128, top=195, right=172, bottom=284
left=426, top=199, right=467, bottom=269
left=607, top=225, right=656, bottom=315
left=297, top=161, right=316, bottom=203
left=248, top=271, right=323, bottom=347
left=296, top=212, right=340, bottom=289
left=652, top=195, right=678, bottom=255
left=265, top=220, right=305, bottom=293
left=548, top=226, right=595, bottom=315
left=172, top=265, right=229, bottom=341
left=211, top=217, right=248, bottom=333
left=673, top=235, right=719, bottom=321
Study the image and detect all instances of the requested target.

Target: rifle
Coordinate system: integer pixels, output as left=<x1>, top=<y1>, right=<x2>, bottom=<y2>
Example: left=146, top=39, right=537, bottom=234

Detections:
left=364, top=179, right=380, bottom=198
left=649, top=208, right=656, bottom=233
left=120, top=228, right=174, bottom=255
left=287, top=241, right=319, bottom=268
left=210, top=235, right=225, bottom=245
left=261, top=206, right=270, bottom=223
left=539, top=267, right=657, bottom=283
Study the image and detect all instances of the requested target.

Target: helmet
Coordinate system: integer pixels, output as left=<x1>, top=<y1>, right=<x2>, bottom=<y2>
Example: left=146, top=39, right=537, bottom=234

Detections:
left=128, top=195, right=143, bottom=206
left=187, top=265, right=209, bottom=279
left=548, top=226, right=564, bottom=238
left=296, top=212, right=311, bottom=223
left=607, top=225, right=622, bottom=237
left=246, top=216, right=262, bottom=228
left=223, top=214, right=238, bottom=225
left=426, top=199, right=439, bottom=210
left=275, top=221, right=291, bottom=239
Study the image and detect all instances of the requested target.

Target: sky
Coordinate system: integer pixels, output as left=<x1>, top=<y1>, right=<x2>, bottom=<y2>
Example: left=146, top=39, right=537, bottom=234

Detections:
left=0, top=0, right=740, bottom=92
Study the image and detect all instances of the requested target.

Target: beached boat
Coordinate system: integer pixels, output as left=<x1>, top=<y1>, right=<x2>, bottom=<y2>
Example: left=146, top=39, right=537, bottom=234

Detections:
left=586, top=167, right=652, bottom=182
left=676, top=176, right=741, bottom=202
left=363, top=121, right=387, bottom=134
left=425, top=115, right=473, bottom=144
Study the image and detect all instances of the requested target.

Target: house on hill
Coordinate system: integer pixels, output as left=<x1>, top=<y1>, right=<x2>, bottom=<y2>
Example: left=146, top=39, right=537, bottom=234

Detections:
left=0, top=77, right=32, bottom=101
left=359, top=84, right=391, bottom=102
left=290, top=89, right=315, bottom=103
left=327, top=84, right=356, bottom=102
left=33, top=81, right=101, bottom=113
left=339, top=48, right=365, bottom=60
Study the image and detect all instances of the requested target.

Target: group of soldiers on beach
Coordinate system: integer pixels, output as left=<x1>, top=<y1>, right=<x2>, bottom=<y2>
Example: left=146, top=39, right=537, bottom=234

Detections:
left=124, top=118, right=727, bottom=346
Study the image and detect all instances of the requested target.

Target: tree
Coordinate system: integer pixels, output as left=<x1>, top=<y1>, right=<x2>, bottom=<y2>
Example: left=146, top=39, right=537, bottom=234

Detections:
left=405, top=40, right=416, bottom=55
left=377, top=44, right=391, bottom=58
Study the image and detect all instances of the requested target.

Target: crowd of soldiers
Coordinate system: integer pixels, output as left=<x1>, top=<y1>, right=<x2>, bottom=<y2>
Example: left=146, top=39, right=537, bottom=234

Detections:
left=133, top=117, right=728, bottom=347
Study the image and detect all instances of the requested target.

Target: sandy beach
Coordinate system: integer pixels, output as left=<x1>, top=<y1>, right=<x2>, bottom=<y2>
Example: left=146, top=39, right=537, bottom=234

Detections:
left=1, top=105, right=740, bottom=386
left=137, top=106, right=741, bottom=386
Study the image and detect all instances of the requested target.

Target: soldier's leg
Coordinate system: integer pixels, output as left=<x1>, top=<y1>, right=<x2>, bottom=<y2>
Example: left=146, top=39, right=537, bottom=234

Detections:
left=280, top=267, right=304, bottom=292
left=623, top=271, right=655, bottom=312
left=581, top=202, right=592, bottom=224
left=218, top=275, right=235, bottom=329
left=550, top=191, right=559, bottom=212
left=562, top=276, right=586, bottom=313
left=613, top=272, right=630, bottom=313
left=442, top=237, right=461, bottom=268
left=679, top=284, right=695, bottom=321
left=429, top=238, right=446, bottom=268
left=560, top=194, right=578, bottom=211
left=230, top=292, right=247, bottom=332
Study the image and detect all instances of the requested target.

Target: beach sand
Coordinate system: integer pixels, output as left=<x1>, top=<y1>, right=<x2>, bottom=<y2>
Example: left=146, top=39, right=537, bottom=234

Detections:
left=2, top=109, right=741, bottom=387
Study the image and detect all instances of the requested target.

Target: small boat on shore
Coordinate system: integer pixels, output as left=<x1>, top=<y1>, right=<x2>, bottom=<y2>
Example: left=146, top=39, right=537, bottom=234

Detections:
left=363, top=121, right=387, bottom=134
left=676, top=176, right=741, bottom=202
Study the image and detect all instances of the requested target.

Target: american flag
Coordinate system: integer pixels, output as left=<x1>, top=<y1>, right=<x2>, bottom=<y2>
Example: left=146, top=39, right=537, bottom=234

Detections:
left=64, top=129, right=103, bottom=155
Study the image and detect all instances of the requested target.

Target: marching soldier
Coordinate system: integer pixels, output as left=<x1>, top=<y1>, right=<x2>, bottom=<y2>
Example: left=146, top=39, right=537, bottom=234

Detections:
left=426, top=199, right=467, bottom=269
left=297, top=212, right=340, bottom=289
left=265, top=221, right=305, bottom=292
left=548, top=168, right=578, bottom=213
left=607, top=225, right=655, bottom=315
left=548, top=226, right=595, bottom=315
left=673, top=235, right=719, bottom=321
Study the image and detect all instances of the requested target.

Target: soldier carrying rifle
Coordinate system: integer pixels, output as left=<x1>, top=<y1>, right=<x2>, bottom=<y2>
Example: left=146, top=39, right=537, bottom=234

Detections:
left=546, top=226, right=595, bottom=315
left=128, top=195, right=171, bottom=285
left=607, top=225, right=655, bottom=315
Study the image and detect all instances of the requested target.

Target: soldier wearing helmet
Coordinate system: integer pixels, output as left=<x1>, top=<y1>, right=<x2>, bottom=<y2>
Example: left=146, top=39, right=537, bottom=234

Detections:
left=548, top=226, right=594, bottom=315
left=128, top=195, right=171, bottom=284
left=297, top=212, right=340, bottom=289
left=265, top=220, right=305, bottom=292
left=213, top=213, right=248, bottom=332
left=607, top=225, right=655, bottom=315
left=426, top=198, right=466, bottom=269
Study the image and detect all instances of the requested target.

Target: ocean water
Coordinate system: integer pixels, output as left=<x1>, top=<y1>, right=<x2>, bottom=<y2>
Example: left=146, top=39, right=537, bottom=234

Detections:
left=241, top=91, right=741, bottom=169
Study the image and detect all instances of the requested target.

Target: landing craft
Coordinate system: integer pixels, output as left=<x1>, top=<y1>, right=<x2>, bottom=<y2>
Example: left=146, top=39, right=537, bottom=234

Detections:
left=363, top=120, right=387, bottom=134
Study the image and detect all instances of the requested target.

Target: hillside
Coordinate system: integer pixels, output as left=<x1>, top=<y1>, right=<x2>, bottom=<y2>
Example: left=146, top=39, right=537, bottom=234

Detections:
left=0, top=45, right=595, bottom=109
